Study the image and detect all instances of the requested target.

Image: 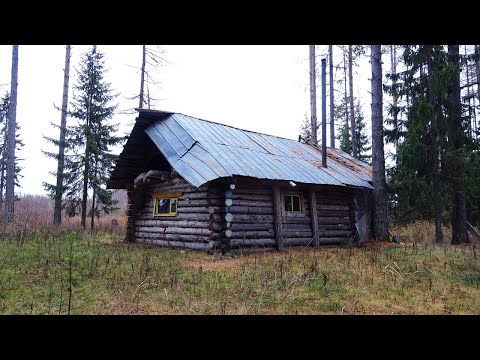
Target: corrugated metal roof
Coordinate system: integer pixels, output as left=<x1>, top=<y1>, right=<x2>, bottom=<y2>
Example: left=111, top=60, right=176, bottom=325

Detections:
left=143, top=112, right=373, bottom=189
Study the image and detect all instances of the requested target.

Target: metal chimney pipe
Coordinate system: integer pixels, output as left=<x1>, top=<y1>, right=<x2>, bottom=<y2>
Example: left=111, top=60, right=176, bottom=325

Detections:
left=321, top=58, right=327, bottom=167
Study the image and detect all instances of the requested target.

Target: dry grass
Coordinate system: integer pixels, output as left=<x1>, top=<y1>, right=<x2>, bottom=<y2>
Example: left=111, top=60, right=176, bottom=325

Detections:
left=0, top=226, right=479, bottom=314
left=392, top=220, right=453, bottom=244
left=0, top=192, right=127, bottom=239
left=1, top=204, right=479, bottom=315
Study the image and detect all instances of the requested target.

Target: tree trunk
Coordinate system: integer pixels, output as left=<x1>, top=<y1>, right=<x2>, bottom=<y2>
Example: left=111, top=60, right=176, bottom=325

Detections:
left=447, top=45, right=467, bottom=244
left=54, top=45, right=71, bottom=225
left=371, top=45, right=389, bottom=241
left=139, top=45, right=146, bottom=109
left=309, top=45, right=317, bottom=145
left=90, top=159, right=98, bottom=231
left=4, top=45, right=18, bottom=224
left=426, top=47, right=443, bottom=244
left=90, top=185, right=96, bottom=231
left=0, top=161, right=4, bottom=212
left=343, top=48, right=350, bottom=145
left=81, top=151, right=89, bottom=228
left=475, top=45, right=480, bottom=138
left=464, top=46, right=472, bottom=138
left=390, top=45, right=399, bottom=154
left=329, top=45, right=335, bottom=148
left=349, top=45, right=357, bottom=158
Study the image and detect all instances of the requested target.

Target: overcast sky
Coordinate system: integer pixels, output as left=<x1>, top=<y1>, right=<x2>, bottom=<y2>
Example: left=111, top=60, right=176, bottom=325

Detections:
left=0, top=45, right=373, bottom=195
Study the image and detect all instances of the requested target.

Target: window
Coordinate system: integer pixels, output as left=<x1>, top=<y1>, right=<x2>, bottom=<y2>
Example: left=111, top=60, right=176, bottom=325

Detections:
left=284, top=194, right=302, bottom=212
left=153, top=192, right=181, bottom=217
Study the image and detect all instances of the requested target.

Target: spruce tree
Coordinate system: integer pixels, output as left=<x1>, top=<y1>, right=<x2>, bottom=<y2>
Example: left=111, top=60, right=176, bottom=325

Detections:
left=334, top=96, right=370, bottom=162
left=335, top=95, right=351, bottom=154
left=45, top=46, right=122, bottom=229
left=353, top=100, right=371, bottom=164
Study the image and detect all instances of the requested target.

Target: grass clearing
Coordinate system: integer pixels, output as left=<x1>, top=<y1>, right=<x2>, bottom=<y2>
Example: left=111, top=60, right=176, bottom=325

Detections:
left=1, top=222, right=479, bottom=314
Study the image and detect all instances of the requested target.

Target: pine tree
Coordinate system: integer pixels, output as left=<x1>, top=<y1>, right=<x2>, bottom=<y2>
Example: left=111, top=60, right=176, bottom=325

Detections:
left=371, top=44, right=389, bottom=241
left=46, top=46, right=123, bottom=229
left=446, top=45, right=468, bottom=244
left=0, top=92, right=23, bottom=210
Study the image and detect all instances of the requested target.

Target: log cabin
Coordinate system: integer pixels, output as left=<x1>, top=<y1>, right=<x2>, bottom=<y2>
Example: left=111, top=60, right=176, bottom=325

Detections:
left=107, top=109, right=373, bottom=252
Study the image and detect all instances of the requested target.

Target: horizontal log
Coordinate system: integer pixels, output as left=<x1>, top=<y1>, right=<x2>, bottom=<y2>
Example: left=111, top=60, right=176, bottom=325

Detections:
left=284, top=212, right=311, bottom=219
left=282, top=217, right=311, bottom=225
left=136, top=213, right=216, bottom=222
left=150, top=185, right=207, bottom=193
left=230, top=223, right=276, bottom=231
left=231, top=230, right=275, bottom=239
left=230, top=206, right=273, bottom=215
left=318, top=217, right=351, bottom=225
left=324, top=224, right=352, bottom=230
left=315, top=200, right=349, bottom=207
left=177, top=199, right=223, bottom=207
left=284, top=237, right=315, bottom=246
left=318, top=230, right=353, bottom=237
left=283, top=230, right=313, bottom=238
left=135, top=232, right=214, bottom=242
left=230, top=194, right=272, bottom=202
left=281, top=224, right=313, bottom=232
left=230, top=200, right=273, bottom=207
left=135, top=219, right=221, bottom=229
left=177, top=206, right=222, bottom=214
left=229, top=238, right=276, bottom=247
left=177, top=191, right=211, bottom=200
left=316, top=205, right=350, bottom=211
left=230, top=214, right=274, bottom=223
left=317, top=210, right=351, bottom=217
left=232, top=188, right=272, bottom=196
left=136, top=226, right=213, bottom=236
left=318, top=237, right=351, bottom=244
left=137, top=238, right=220, bottom=250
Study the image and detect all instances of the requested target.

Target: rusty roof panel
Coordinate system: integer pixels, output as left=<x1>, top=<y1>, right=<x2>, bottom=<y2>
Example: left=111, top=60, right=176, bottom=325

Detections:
left=116, top=110, right=373, bottom=189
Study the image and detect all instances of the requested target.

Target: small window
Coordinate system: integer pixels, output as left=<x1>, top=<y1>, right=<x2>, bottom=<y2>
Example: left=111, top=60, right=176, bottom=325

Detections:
left=153, top=195, right=178, bottom=217
left=284, top=194, right=303, bottom=212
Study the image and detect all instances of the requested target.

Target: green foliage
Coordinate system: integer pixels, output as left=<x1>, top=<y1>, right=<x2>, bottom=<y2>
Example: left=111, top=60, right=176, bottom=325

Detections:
left=353, top=100, right=371, bottom=164
left=43, top=46, right=123, bottom=224
left=335, top=95, right=370, bottom=162
left=385, top=45, right=480, bottom=230
left=335, top=95, right=351, bottom=154
left=298, top=114, right=313, bottom=144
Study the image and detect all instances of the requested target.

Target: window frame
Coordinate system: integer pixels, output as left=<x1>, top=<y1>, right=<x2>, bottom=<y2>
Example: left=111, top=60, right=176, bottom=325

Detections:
left=152, top=192, right=181, bottom=217
left=284, top=193, right=303, bottom=212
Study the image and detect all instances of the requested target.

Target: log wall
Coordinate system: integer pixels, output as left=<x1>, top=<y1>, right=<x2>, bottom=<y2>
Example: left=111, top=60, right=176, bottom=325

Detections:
left=133, top=176, right=223, bottom=250
left=131, top=175, right=358, bottom=251
left=283, top=188, right=315, bottom=247
left=316, top=186, right=354, bottom=244
left=227, top=183, right=276, bottom=250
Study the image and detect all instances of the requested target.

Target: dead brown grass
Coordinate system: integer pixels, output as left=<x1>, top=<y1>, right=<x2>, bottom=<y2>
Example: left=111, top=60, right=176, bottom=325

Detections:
left=392, top=220, right=453, bottom=244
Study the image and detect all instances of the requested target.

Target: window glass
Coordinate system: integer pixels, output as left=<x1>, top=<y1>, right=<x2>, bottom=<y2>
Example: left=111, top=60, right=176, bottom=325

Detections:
left=285, top=195, right=302, bottom=212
